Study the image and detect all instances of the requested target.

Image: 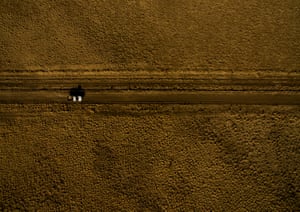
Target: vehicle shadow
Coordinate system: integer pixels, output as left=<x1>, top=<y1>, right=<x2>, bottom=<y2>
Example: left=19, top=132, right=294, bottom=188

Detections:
left=68, top=85, right=85, bottom=102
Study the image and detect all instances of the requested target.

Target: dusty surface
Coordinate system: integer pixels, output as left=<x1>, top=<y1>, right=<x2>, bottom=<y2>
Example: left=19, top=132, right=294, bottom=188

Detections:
left=1, top=0, right=300, bottom=211
left=0, top=104, right=300, bottom=211
left=1, top=70, right=299, bottom=104
left=0, top=0, right=299, bottom=71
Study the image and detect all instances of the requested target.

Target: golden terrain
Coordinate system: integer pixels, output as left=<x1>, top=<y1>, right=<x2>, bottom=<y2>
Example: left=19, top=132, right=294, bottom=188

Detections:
left=0, top=104, right=299, bottom=211
left=1, top=0, right=299, bottom=70
left=1, top=0, right=300, bottom=211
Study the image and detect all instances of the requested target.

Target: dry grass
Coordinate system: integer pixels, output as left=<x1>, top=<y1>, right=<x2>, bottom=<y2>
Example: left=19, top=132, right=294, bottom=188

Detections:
left=0, top=104, right=299, bottom=210
left=1, top=0, right=299, bottom=210
left=1, top=0, right=299, bottom=70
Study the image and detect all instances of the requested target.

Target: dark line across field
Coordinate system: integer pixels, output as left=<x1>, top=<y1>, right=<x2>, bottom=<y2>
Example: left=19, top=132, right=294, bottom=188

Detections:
left=0, top=91, right=299, bottom=105
left=0, top=78, right=299, bottom=92
left=1, top=72, right=299, bottom=105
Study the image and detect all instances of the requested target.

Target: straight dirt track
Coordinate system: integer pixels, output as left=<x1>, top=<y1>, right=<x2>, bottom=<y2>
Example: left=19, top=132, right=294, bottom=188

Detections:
left=0, top=70, right=299, bottom=105
left=0, top=71, right=300, bottom=105
left=1, top=91, right=300, bottom=105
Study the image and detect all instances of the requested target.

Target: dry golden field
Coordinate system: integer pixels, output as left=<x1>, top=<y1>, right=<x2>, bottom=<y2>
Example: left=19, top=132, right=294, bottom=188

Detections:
left=0, top=104, right=299, bottom=211
left=1, top=0, right=299, bottom=71
left=1, top=0, right=300, bottom=211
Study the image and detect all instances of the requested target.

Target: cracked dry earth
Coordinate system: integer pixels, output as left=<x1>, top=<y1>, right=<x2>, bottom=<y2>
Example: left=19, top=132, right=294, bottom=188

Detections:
left=0, top=104, right=299, bottom=211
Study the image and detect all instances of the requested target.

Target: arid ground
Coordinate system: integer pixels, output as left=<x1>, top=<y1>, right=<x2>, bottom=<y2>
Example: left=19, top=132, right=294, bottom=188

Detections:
left=0, top=71, right=299, bottom=211
left=0, top=104, right=299, bottom=211
left=1, top=0, right=300, bottom=211
left=1, top=0, right=299, bottom=71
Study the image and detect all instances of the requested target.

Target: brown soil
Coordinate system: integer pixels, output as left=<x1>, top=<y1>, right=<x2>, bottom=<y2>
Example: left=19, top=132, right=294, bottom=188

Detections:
left=0, top=104, right=299, bottom=211
left=0, top=0, right=299, bottom=71
left=1, top=1, right=300, bottom=211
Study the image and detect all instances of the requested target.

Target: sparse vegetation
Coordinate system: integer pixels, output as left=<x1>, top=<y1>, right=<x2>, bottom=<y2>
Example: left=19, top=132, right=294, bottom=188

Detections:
left=0, top=104, right=299, bottom=210
left=0, top=0, right=299, bottom=210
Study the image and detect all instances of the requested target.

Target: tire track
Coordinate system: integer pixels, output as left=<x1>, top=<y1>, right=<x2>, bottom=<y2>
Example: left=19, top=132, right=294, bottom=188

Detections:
left=0, top=71, right=299, bottom=104
left=0, top=91, right=299, bottom=105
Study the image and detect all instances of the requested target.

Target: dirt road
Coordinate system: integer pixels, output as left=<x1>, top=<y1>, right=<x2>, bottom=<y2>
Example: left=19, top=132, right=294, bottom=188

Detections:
left=1, top=71, right=299, bottom=104
left=0, top=90, right=299, bottom=105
